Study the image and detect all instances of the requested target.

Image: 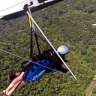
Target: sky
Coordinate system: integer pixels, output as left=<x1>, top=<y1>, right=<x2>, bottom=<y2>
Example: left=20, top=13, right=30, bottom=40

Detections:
left=0, top=0, right=39, bottom=18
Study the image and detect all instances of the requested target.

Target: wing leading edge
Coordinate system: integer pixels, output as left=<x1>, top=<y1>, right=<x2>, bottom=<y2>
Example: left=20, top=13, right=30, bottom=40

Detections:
left=1, top=0, right=63, bottom=20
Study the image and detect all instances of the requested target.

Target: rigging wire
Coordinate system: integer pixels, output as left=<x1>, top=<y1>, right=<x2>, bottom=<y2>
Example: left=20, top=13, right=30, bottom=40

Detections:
left=0, top=41, right=11, bottom=46
left=32, top=61, right=58, bottom=72
left=0, top=48, right=58, bottom=72
left=0, top=49, right=26, bottom=60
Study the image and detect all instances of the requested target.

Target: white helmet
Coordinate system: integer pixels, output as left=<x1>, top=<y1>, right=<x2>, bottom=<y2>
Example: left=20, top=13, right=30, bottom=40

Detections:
left=57, top=45, right=69, bottom=55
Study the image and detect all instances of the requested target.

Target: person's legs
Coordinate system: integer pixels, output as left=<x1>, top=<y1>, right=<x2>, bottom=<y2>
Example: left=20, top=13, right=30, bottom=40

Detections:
left=5, top=79, right=20, bottom=94
left=6, top=80, right=22, bottom=96
left=0, top=80, right=21, bottom=96
left=4, top=72, right=25, bottom=94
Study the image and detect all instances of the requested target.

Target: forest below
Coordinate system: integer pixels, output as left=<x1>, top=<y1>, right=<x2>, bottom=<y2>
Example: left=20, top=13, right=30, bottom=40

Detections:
left=0, top=0, right=96, bottom=96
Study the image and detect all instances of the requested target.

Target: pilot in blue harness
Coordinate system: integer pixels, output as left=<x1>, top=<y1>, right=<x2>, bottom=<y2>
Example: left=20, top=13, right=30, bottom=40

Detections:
left=1, top=45, right=70, bottom=96
left=22, top=59, right=52, bottom=81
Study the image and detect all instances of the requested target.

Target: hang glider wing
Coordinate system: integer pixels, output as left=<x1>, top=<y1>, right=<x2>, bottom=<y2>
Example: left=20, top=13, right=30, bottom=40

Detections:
left=0, top=0, right=63, bottom=20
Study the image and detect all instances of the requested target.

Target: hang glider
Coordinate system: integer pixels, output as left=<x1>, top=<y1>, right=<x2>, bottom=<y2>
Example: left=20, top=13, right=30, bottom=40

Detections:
left=0, top=0, right=63, bottom=20
left=0, top=0, right=77, bottom=80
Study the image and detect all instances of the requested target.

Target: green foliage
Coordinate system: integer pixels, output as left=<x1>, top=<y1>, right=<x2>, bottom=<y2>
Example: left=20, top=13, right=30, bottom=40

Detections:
left=0, top=0, right=96, bottom=95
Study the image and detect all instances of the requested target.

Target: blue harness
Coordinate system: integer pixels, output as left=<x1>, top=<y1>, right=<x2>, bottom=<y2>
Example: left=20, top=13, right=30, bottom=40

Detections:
left=24, top=59, right=51, bottom=81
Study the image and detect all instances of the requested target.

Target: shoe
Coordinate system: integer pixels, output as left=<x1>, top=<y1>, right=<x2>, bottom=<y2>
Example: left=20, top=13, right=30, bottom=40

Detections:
left=0, top=91, right=5, bottom=96
left=0, top=90, right=8, bottom=96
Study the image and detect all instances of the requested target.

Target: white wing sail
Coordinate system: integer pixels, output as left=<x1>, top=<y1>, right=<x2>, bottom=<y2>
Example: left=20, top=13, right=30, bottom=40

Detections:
left=0, top=0, right=63, bottom=20
left=0, top=0, right=29, bottom=18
